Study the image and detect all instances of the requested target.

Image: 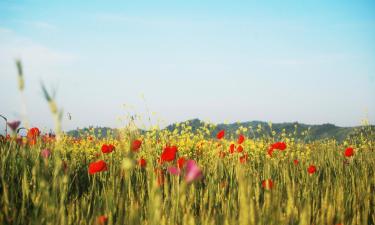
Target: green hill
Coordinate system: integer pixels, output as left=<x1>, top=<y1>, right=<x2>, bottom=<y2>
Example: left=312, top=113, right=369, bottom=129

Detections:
left=67, top=119, right=374, bottom=142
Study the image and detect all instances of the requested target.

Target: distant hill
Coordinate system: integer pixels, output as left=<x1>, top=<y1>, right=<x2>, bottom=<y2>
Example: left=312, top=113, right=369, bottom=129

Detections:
left=67, top=119, right=374, bottom=142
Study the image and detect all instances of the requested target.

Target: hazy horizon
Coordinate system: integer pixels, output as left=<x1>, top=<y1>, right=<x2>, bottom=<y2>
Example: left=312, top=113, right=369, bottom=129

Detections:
left=1, top=0, right=374, bottom=132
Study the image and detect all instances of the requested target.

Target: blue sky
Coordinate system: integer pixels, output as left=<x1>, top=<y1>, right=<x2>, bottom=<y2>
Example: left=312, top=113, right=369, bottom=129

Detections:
left=0, top=0, right=374, bottom=131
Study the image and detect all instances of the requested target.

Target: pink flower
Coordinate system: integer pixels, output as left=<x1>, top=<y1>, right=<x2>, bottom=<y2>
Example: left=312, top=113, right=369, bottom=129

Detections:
left=167, top=166, right=181, bottom=175
left=41, top=148, right=51, bottom=158
left=7, top=121, right=21, bottom=131
left=185, top=160, right=202, bottom=183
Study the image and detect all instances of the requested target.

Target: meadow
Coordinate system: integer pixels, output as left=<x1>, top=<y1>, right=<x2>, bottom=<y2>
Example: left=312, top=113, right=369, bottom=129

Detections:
left=0, top=61, right=374, bottom=225
left=0, top=119, right=374, bottom=225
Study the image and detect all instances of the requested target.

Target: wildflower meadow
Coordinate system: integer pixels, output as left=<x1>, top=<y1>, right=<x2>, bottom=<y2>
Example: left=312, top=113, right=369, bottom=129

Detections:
left=0, top=65, right=374, bottom=224
left=1, top=1, right=375, bottom=224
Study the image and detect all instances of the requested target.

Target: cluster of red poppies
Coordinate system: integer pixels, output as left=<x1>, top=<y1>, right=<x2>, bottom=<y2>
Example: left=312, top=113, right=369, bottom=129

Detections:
left=216, top=130, right=357, bottom=191
left=216, top=130, right=249, bottom=163
left=0, top=125, right=58, bottom=147
left=88, top=139, right=204, bottom=190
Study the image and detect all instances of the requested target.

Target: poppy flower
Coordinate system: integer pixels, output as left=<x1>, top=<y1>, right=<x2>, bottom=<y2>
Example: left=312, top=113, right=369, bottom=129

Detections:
left=262, top=179, right=273, bottom=190
left=267, top=148, right=274, bottom=157
left=138, top=158, right=146, bottom=167
left=97, top=215, right=108, bottom=225
left=101, top=144, right=115, bottom=154
left=270, top=142, right=287, bottom=151
left=131, top=139, right=142, bottom=152
left=229, top=144, right=235, bottom=154
left=185, top=160, right=202, bottom=183
left=177, top=157, right=186, bottom=169
left=239, top=153, right=248, bottom=163
left=7, top=120, right=21, bottom=131
left=41, top=148, right=51, bottom=158
left=216, top=130, right=225, bottom=140
left=307, top=165, right=317, bottom=174
left=161, top=146, right=178, bottom=162
left=167, top=166, right=180, bottom=175
left=293, top=159, right=299, bottom=165
left=28, top=127, right=40, bottom=138
left=88, top=160, right=108, bottom=175
left=344, top=147, right=354, bottom=157
left=237, top=134, right=245, bottom=144
left=237, top=145, right=244, bottom=153
left=27, top=127, right=40, bottom=145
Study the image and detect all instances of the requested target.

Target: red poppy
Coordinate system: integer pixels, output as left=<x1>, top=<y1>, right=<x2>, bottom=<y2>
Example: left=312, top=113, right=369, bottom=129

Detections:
left=27, top=127, right=40, bottom=145
left=138, top=158, right=146, bottom=167
left=216, top=130, right=225, bottom=140
left=88, top=160, right=108, bottom=175
left=237, top=145, right=244, bottom=153
left=344, top=147, right=354, bottom=157
left=267, top=148, right=274, bottom=157
left=161, top=146, right=178, bottom=162
left=229, top=144, right=235, bottom=154
left=307, top=165, right=317, bottom=174
left=27, top=127, right=40, bottom=138
left=239, top=153, right=248, bottom=163
left=270, top=142, right=287, bottom=151
left=97, top=215, right=108, bottom=225
left=261, top=179, right=273, bottom=190
left=101, top=144, right=115, bottom=154
left=131, top=139, right=142, bottom=152
left=293, top=159, right=299, bottom=165
left=237, top=134, right=245, bottom=144
left=177, top=157, right=186, bottom=169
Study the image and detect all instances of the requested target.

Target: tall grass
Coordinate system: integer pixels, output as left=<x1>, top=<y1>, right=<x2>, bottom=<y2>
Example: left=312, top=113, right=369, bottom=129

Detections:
left=0, top=125, right=374, bottom=225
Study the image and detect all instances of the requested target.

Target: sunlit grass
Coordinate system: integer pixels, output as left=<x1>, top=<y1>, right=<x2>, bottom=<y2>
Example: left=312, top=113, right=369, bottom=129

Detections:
left=0, top=122, right=374, bottom=225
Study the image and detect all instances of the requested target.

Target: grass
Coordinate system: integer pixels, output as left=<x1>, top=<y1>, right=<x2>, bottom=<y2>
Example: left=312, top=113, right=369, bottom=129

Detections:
left=0, top=123, right=374, bottom=225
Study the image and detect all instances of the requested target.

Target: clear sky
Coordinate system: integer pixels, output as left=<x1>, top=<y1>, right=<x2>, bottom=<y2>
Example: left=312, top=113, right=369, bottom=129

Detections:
left=0, top=0, right=374, bottom=132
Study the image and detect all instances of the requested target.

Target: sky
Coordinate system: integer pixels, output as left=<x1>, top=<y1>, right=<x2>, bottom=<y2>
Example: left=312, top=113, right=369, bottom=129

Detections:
left=0, top=0, right=374, bottom=132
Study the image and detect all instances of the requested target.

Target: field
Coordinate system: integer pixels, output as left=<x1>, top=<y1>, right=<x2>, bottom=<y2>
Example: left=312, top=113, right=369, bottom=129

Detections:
left=0, top=121, right=374, bottom=225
